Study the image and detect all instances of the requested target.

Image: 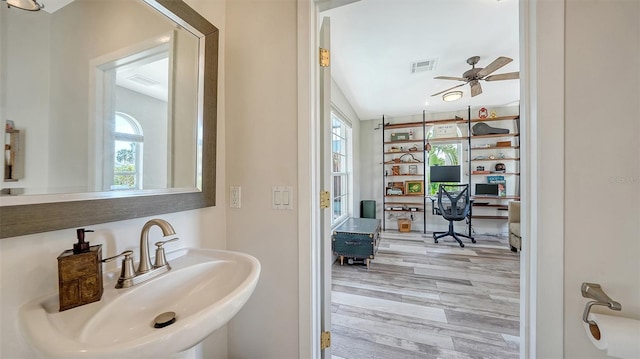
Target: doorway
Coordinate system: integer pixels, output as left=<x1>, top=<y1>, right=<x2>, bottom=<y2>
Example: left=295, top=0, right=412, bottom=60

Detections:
left=308, top=1, right=524, bottom=358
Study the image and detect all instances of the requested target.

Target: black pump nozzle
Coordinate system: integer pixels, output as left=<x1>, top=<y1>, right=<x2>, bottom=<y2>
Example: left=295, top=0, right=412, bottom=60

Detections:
left=73, top=228, right=95, bottom=254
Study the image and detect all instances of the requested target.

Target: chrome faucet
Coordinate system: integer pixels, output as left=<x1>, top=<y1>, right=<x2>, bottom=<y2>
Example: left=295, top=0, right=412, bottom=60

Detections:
left=102, top=219, right=179, bottom=289
left=138, top=218, right=178, bottom=274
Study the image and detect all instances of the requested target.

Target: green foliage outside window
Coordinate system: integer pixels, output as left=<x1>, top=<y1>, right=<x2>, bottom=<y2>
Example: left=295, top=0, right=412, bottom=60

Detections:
left=428, top=143, right=460, bottom=195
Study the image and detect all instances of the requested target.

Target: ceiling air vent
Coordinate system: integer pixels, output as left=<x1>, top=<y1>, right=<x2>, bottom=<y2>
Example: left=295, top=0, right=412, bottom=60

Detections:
left=410, top=58, right=437, bottom=74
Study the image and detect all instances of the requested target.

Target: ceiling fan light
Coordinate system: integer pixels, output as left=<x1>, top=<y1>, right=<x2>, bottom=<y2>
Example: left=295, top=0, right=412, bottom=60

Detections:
left=442, top=91, right=463, bottom=102
left=4, top=0, right=43, bottom=11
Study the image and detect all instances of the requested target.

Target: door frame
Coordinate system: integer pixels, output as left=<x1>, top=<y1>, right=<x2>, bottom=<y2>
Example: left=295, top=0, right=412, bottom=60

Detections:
left=296, top=1, right=566, bottom=358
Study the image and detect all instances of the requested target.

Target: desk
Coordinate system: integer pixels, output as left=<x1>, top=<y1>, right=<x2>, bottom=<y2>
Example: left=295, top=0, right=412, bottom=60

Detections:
left=428, top=196, right=473, bottom=236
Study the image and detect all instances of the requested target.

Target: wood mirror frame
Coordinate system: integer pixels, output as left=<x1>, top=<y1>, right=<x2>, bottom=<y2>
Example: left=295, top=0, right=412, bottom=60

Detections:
left=0, top=0, right=218, bottom=239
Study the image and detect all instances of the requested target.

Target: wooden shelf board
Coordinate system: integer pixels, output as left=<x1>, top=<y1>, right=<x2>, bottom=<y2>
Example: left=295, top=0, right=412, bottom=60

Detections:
left=384, top=139, right=424, bottom=145
left=470, top=133, right=519, bottom=139
left=472, top=195, right=520, bottom=200
left=384, top=122, right=423, bottom=129
left=469, top=115, right=519, bottom=123
left=469, top=158, right=520, bottom=162
left=385, top=174, right=423, bottom=177
left=384, top=209, right=424, bottom=213
left=467, top=146, right=520, bottom=150
left=384, top=161, right=424, bottom=164
left=471, top=215, right=508, bottom=220
left=424, top=118, right=467, bottom=125
left=470, top=172, right=520, bottom=176
left=384, top=150, right=423, bottom=155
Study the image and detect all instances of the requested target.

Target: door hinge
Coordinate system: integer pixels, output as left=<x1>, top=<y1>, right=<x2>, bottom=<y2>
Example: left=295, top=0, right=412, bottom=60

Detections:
left=320, top=191, right=330, bottom=209
left=320, top=331, right=331, bottom=350
left=319, top=48, right=330, bottom=67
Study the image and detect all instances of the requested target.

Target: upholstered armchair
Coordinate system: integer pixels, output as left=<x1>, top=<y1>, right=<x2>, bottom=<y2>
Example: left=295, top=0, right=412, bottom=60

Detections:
left=508, top=201, right=521, bottom=252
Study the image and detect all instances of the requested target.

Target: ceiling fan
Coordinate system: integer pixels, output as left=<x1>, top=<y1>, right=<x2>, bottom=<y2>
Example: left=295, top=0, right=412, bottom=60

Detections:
left=431, top=56, right=519, bottom=98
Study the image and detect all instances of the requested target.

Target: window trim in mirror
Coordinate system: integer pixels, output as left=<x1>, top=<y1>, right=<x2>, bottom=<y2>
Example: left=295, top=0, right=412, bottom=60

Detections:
left=0, top=0, right=218, bottom=239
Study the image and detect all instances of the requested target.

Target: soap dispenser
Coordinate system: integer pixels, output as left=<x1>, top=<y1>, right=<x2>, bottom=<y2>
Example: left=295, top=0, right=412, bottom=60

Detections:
left=57, top=228, right=103, bottom=311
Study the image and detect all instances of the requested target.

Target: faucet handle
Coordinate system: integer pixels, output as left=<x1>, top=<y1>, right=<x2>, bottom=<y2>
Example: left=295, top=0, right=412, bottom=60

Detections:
left=102, top=250, right=136, bottom=282
left=154, top=237, right=179, bottom=268
left=155, top=237, right=179, bottom=248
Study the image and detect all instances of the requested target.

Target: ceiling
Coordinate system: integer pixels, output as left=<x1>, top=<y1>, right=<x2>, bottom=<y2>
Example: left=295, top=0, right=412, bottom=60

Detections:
left=321, top=0, right=520, bottom=120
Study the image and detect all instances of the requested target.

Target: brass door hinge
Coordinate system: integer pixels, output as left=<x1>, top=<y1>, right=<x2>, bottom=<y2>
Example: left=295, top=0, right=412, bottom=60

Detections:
left=320, top=191, right=330, bottom=209
left=319, top=48, right=330, bottom=67
left=320, top=331, right=331, bottom=350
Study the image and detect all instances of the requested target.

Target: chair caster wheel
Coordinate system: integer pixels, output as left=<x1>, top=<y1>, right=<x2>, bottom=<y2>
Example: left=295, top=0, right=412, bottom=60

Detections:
left=471, top=239, right=476, bottom=244
left=459, top=243, right=465, bottom=248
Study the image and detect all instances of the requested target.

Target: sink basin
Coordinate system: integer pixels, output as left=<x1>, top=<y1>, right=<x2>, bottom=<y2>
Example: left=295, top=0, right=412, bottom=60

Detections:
left=18, top=248, right=260, bottom=358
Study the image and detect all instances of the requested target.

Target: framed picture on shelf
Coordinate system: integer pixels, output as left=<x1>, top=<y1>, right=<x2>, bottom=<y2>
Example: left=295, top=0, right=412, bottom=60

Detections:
left=391, top=165, right=400, bottom=175
left=408, top=165, right=418, bottom=175
left=404, top=180, right=424, bottom=195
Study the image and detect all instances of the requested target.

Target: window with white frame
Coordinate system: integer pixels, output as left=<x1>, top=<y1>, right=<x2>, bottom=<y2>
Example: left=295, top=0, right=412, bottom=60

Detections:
left=331, top=111, right=352, bottom=224
left=112, top=112, right=144, bottom=190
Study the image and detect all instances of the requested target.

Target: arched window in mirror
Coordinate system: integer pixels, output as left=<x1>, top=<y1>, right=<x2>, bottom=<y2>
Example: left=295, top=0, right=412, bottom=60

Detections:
left=112, top=112, right=144, bottom=190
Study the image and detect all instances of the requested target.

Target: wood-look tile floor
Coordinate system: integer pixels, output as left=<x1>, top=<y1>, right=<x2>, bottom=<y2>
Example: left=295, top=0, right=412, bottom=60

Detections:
left=331, top=231, right=520, bottom=359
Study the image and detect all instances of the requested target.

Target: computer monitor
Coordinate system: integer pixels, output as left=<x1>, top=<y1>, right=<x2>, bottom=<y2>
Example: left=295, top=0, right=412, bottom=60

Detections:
left=429, top=165, right=461, bottom=183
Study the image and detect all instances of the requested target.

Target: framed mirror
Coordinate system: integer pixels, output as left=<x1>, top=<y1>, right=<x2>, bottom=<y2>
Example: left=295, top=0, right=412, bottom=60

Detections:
left=0, top=0, right=218, bottom=238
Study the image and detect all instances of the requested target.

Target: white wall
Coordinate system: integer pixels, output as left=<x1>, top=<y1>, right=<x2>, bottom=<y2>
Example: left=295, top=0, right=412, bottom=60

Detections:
left=564, top=0, right=640, bottom=357
left=0, top=0, right=228, bottom=358
left=225, top=0, right=300, bottom=357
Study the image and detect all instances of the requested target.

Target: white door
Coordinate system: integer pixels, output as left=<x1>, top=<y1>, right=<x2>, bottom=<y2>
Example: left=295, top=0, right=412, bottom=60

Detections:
left=319, top=16, right=332, bottom=359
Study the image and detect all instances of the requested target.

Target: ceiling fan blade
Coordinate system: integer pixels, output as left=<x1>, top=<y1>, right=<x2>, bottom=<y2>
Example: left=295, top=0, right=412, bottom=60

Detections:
left=485, top=71, right=520, bottom=81
left=431, top=82, right=466, bottom=97
left=470, top=80, right=482, bottom=97
left=477, top=56, right=513, bottom=78
left=434, top=76, right=466, bottom=82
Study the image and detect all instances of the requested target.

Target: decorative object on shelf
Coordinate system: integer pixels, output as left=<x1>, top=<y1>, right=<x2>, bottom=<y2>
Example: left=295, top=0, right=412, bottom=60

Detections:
left=389, top=146, right=402, bottom=152
left=399, top=153, right=419, bottom=163
left=5, top=120, right=15, bottom=131
left=488, top=154, right=496, bottom=159
left=408, top=129, right=414, bottom=140
left=390, top=132, right=410, bottom=141
left=494, top=163, right=506, bottom=172
left=487, top=175, right=505, bottom=183
left=408, top=145, right=419, bottom=151
left=490, top=110, right=497, bottom=118
left=498, top=152, right=505, bottom=158
left=425, top=140, right=431, bottom=152
left=496, top=141, right=512, bottom=147
left=476, top=166, right=485, bottom=171
left=391, top=166, right=400, bottom=175
left=404, top=180, right=424, bottom=195
left=479, top=107, right=488, bottom=118
left=472, top=122, right=509, bottom=135
left=388, top=181, right=404, bottom=189
left=433, top=123, right=458, bottom=138
left=397, top=218, right=412, bottom=232
left=409, top=165, right=418, bottom=175
left=386, top=187, right=403, bottom=196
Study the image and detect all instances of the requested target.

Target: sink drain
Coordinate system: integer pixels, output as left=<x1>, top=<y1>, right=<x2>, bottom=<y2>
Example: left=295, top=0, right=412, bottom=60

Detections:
left=153, top=311, right=177, bottom=328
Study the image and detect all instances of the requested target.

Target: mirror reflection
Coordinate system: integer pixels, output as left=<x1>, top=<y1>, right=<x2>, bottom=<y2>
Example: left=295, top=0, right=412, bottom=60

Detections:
left=1, top=0, right=200, bottom=197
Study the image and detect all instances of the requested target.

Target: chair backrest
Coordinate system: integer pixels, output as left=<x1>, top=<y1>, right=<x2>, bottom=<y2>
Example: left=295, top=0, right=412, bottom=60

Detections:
left=437, top=184, right=471, bottom=221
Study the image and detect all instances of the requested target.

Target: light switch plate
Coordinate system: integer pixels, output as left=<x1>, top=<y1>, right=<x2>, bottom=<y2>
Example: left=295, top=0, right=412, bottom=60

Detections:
left=230, top=186, right=241, bottom=208
left=272, top=186, right=293, bottom=210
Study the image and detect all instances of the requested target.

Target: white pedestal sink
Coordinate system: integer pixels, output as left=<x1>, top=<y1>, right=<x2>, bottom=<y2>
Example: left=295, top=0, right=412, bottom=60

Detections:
left=18, top=248, right=260, bottom=358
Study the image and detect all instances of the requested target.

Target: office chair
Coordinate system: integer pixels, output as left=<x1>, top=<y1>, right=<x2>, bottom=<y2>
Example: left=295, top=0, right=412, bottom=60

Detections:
left=433, top=184, right=476, bottom=247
